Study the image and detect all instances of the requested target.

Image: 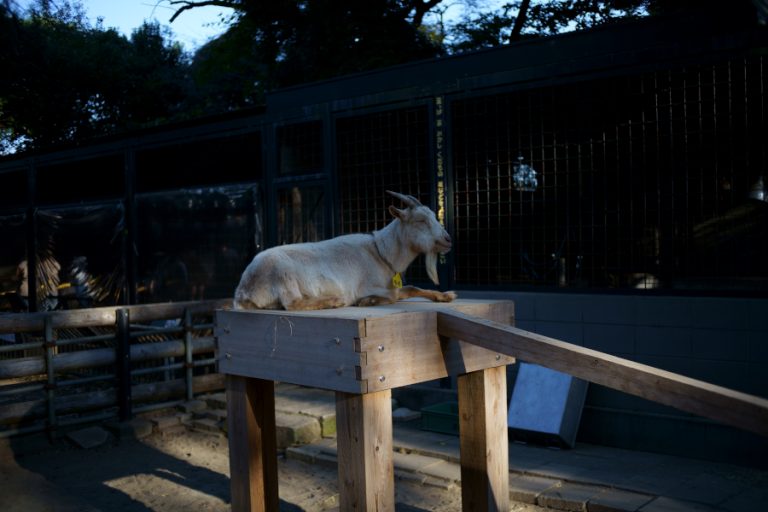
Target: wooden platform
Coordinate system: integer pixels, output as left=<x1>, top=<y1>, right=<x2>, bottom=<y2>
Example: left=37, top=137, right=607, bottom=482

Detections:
left=216, top=299, right=515, bottom=511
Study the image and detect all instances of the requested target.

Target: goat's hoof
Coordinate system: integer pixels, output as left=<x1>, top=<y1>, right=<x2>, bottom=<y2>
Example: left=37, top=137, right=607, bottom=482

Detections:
left=437, top=291, right=457, bottom=302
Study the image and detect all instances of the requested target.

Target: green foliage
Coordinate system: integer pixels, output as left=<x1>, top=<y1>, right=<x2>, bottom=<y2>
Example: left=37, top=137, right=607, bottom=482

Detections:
left=448, top=1, right=650, bottom=52
left=4, top=0, right=749, bottom=154
left=187, top=0, right=444, bottom=113
left=0, top=0, right=190, bottom=153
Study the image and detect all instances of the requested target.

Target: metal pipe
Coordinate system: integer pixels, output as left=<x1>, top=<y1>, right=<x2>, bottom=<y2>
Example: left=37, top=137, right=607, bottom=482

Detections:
left=54, top=333, right=115, bottom=347
left=0, top=341, right=44, bottom=353
left=58, top=373, right=114, bottom=387
left=0, top=423, right=46, bottom=439
left=133, top=399, right=185, bottom=415
left=129, top=327, right=183, bottom=338
left=131, top=362, right=184, bottom=377
left=0, top=383, right=45, bottom=397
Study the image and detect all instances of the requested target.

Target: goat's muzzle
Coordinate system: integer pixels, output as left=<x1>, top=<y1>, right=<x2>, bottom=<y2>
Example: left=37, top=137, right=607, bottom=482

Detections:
left=436, top=234, right=452, bottom=255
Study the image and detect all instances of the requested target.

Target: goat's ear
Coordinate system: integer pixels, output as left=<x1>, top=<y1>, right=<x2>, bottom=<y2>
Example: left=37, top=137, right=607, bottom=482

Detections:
left=389, top=205, right=406, bottom=220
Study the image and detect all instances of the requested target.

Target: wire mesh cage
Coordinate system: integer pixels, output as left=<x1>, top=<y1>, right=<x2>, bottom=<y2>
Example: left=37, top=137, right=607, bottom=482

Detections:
left=336, top=106, right=433, bottom=284
left=451, top=55, right=768, bottom=291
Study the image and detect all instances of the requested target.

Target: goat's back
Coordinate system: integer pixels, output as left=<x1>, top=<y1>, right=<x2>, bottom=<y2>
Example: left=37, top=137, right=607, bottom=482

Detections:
left=233, top=233, right=381, bottom=310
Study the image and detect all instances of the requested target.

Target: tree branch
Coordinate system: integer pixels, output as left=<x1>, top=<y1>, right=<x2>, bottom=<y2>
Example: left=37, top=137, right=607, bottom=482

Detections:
left=410, top=0, right=443, bottom=27
left=167, top=0, right=239, bottom=23
left=509, top=0, right=531, bottom=42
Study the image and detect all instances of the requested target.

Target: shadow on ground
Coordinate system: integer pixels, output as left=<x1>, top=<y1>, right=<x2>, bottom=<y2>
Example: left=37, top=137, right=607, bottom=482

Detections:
left=2, top=431, right=307, bottom=512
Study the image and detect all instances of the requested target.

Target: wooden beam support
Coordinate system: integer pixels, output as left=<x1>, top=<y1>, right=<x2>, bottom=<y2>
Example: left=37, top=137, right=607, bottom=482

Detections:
left=335, top=389, right=395, bottom=511
left=437, top=310, right=768, bottom=438
left=226, top=376, right=279, bottom=512
left=458, top=366, right=509, bottom=512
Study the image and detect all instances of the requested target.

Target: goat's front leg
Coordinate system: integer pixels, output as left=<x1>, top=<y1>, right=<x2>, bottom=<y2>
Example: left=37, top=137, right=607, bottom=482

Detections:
left=356, top=288, right=398, bottom=307
left=397, top=285, right=457, bottom=303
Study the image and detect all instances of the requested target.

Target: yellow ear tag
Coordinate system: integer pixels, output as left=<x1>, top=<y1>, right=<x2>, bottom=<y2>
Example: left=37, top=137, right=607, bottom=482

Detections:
left=392, top=272, right=403, bottom=289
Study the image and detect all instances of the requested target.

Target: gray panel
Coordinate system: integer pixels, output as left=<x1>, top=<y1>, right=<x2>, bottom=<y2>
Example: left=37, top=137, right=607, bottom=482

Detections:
left=507, top=363, right=588, bottom=448
left=583, top=323, right=635, bottom=354
left=635, top=297, right=692, bottom=327
left=535, top=321, right=583, bottom=345
left=582, top=295, right=637, bottom=325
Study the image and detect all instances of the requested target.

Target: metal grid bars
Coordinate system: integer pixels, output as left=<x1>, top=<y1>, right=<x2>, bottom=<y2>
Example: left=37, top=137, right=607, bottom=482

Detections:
left=277, top=120, right=324, bottom=175
left=336, top=106, right=431, bottom=283
left=451, top=55, right=768, bottom=290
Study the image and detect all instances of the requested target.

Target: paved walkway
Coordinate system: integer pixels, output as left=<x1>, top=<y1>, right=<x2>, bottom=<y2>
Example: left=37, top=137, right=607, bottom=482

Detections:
left=259, top=384, right=768, bottom=512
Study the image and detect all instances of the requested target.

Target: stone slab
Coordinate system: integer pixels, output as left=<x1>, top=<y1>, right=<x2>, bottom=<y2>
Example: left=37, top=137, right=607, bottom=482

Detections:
left=587, top=488, right=655, bottom=512
left=508, top=474, right=561, bottom=504
left=66, top=426, right=110, bottom=449
left=639, top=497, right=721, bottom=511
left=103, top=418, right=153, bottom=440
left=276, top=411, right=321, bottom=448
left=539, top=482, right=603, bottom=511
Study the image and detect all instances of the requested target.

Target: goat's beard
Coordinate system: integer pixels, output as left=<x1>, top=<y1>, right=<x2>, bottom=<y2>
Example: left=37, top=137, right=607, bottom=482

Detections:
left=425, top=251, right=439, bottom=285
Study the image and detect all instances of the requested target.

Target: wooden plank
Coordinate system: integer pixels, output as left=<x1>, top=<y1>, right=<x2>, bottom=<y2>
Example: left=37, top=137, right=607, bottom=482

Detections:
left=383, top=299, right=515, bottom=325
left=336, top=389, right=395, bottom=512
left=0, top=373, right=224, bottom=426
left=458, top=366, right=509, bottom=512
left=359, top=303, right=514, bottom=392
left=0, top=336, right=215, bottom=380
left=437, top=310, right=768, bottom=438
left=215, top=300, right=514, bottom=392
left=216, top=310, right=365, bottom=392
left=226, top=376, right=279, bottom=512
left=0, top=299, right=229, bottom=332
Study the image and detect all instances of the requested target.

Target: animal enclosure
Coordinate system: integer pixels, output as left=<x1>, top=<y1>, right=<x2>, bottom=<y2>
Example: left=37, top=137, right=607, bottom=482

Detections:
left=0, top=6, right=766, bottom=462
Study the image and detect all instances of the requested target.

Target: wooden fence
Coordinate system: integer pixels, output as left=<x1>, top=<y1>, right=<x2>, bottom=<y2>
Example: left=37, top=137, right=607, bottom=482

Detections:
left=0, top=299, right=230, bottom=437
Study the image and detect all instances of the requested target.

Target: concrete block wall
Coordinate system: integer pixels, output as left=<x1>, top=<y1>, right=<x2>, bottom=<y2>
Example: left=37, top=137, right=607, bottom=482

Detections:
left=460, top=291, right=768, bottom=468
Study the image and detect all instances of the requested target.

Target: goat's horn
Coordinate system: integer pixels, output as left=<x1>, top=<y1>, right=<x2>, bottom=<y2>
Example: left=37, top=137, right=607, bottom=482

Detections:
left=386, top=190, right=422, bottom=207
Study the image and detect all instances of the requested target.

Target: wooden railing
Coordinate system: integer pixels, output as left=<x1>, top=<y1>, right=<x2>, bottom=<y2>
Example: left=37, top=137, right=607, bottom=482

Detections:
left=437, top=310, right=768, bottom=438
left=3, top=299, right=766, bottom=441
left=0, top=299, right=230, bottom=437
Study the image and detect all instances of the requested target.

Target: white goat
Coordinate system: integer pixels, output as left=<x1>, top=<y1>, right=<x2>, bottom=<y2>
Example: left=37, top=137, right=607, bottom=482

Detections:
left=233, top=191, right=456, bottom=311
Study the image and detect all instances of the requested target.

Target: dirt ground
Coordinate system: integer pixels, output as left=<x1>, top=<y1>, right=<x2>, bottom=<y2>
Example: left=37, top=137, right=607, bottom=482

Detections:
left=1, top=427, right=547, bottom=512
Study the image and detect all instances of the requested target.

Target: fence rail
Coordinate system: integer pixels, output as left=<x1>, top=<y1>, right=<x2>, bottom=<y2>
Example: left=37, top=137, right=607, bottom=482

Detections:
left=437, top=310, right=768, bottom=438
left=0, top=299, right=230, bottom=437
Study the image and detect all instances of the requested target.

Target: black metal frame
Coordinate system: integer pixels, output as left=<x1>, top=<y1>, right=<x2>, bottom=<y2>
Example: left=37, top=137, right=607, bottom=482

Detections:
left=1, top=10, right=767, bottom=305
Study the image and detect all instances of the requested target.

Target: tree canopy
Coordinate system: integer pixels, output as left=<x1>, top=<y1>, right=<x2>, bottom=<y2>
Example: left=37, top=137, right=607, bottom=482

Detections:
left=1, top=0, right=189, bottom=153
left=1, top=0, right=762, bottom=154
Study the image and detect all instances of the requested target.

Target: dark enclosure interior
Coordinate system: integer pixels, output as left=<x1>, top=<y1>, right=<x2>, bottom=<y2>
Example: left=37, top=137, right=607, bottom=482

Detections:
left=451, top=55, right=768, bottom=291
left=136, top=184, right=262, bottom=304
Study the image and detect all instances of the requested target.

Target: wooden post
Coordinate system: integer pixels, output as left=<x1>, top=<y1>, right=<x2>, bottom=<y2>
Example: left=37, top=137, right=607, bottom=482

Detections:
left=183, top=309, right=193, bottom=401
left=226, top=375, right=279, bottom=512
left=116, top=308, right=132, bottom=421
left=43, top=315, right=57, bottom=432
left=457, top=366, right=509, bottom=512
left=335, top=389, right=395, bottom=512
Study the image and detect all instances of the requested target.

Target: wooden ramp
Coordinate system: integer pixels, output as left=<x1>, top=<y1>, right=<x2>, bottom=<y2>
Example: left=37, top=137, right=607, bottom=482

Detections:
left=437, top=309, right=768, bottom=438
